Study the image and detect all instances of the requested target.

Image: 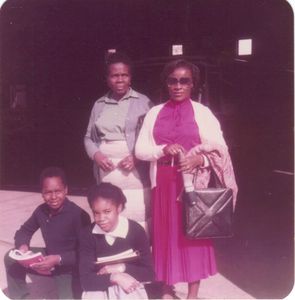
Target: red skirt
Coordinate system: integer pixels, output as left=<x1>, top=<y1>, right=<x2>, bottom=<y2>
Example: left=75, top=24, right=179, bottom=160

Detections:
left=152, top=165, right=217, bottom=285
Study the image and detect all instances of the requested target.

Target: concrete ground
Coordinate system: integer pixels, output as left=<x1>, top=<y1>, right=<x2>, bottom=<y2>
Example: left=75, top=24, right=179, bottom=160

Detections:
left=0, top=186, right=292, bottom=299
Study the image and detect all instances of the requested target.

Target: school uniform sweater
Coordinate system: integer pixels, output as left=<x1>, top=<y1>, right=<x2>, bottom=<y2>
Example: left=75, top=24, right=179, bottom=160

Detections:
left=14, top=198, right=91, bottom=268
left=79, top=218, right=155, bottom=291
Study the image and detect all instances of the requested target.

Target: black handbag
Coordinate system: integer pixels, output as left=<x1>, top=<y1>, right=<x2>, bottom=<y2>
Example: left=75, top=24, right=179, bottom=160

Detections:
left=182, top=168, right=234, bottom=239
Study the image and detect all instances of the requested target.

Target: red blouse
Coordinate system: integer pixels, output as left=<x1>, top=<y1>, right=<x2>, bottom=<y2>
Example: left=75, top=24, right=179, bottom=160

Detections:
left=153, top=99, right=201, bottom=153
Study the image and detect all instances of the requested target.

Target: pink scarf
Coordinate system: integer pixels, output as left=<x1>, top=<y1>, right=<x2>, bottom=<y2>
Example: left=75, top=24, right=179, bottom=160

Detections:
left=187, top=142, right=238, bottom=209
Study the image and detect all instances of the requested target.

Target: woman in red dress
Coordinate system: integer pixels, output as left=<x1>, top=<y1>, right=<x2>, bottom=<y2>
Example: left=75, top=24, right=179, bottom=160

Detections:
left=135, top=59, right=237, bottom=299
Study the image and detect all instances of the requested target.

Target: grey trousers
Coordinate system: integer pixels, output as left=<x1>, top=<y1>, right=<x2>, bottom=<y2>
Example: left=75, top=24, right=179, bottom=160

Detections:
left=4, top=247, right=79, bottom=299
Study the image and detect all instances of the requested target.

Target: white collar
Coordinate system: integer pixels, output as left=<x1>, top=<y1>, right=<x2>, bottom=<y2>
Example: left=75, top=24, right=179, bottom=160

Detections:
left=92, top=216, right=129, bottom=245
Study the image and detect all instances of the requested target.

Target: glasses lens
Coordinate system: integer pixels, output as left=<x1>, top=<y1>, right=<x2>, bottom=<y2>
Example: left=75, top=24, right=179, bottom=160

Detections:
left=179, top=78, right=191, bottom=85
left=166, top=77, right=178, bottom=85
left=166, top=77, right=191, bottom=86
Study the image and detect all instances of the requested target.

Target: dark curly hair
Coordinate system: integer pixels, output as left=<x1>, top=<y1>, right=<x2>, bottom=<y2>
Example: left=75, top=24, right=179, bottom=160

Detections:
left=160, top=59, right=200, bottom=101
left=39, top=166, right=67, bottom=188
left=87, top=182, right=127, bottom=210
left=105, top=52, right=133, bottom=76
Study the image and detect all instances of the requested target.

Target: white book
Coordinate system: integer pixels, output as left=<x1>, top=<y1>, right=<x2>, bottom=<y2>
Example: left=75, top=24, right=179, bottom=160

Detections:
left=95, top=248, right=139, bottom=265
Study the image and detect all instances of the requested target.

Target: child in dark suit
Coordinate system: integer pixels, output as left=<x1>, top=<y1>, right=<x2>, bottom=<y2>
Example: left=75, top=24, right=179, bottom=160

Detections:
left=4, top=167, right=91, bottom=299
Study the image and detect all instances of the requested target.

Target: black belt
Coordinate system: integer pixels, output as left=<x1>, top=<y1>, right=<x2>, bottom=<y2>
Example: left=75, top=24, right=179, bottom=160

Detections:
left=157, top=160, right=179, bottom=166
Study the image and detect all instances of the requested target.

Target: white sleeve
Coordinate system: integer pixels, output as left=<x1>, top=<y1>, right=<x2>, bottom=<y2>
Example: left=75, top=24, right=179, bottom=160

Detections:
left=135, top=108, right=166, bottom=161
left=198, top=105, right=228, bottom=148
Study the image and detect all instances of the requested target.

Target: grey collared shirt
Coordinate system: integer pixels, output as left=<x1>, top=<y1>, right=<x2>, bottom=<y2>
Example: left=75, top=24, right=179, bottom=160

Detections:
left=94, top=89, right=133, bottom=141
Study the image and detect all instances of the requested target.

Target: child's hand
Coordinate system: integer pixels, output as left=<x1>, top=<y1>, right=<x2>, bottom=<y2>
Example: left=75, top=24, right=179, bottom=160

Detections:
left=30, top=254, right=60, bottom=272
left=110, top=272, right=141, bottom=294
left=18, top=244, right=29, bottom=253
left=97, top=263, right=125, bottom=275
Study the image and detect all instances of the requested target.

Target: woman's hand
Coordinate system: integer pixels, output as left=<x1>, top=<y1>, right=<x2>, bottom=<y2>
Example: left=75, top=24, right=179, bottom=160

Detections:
left=163, top=144, right=185, bottom=156
left=94, top=151, right=115, bottom=171
left=97, top=263, right=125, bottom=275
left=178, top=154, right=204, bottom=173
left=110, top=272, right=141, bottom=294
left=118, top=155, right=135, bottom=172
left=30, top=255, right=60, bottom=272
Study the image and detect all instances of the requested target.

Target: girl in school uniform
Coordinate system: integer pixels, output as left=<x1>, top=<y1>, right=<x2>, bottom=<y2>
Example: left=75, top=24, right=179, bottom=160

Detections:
left=79, top=182, right=155, bottom=299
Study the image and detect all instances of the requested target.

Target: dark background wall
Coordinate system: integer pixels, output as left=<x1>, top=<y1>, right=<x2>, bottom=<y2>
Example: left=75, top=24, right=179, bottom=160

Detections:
left=0, top=0, right=293, bottom=190
left=0, top=0, right=294, bottom=298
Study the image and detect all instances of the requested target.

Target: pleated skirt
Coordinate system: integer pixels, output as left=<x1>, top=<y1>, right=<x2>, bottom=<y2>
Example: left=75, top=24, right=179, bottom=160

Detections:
left=152, top=165, right=217, bottom=285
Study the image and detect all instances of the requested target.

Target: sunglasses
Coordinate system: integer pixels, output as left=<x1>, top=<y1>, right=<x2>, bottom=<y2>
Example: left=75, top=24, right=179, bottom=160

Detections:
left=166, top=77, right=192, bottom=86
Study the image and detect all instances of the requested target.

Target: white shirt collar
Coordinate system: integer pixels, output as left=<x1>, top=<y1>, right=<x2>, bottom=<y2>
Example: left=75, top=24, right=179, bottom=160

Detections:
left=92, top=216, right=129, bottom=245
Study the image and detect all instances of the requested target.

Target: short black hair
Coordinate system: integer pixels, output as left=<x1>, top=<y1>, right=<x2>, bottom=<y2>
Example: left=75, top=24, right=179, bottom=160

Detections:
left=160, top=59, right=201, bottom=101
left=87, top=182, right=126, bottom=210
left=39, top=167, right=67, bottom=188
left=105, top=52, right=133, bottom=76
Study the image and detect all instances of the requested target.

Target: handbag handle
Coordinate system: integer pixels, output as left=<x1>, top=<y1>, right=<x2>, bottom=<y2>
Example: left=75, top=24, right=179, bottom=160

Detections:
left=206, top=167, right=225, bottom=188
left=179, top=152, right=194, bottom=192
